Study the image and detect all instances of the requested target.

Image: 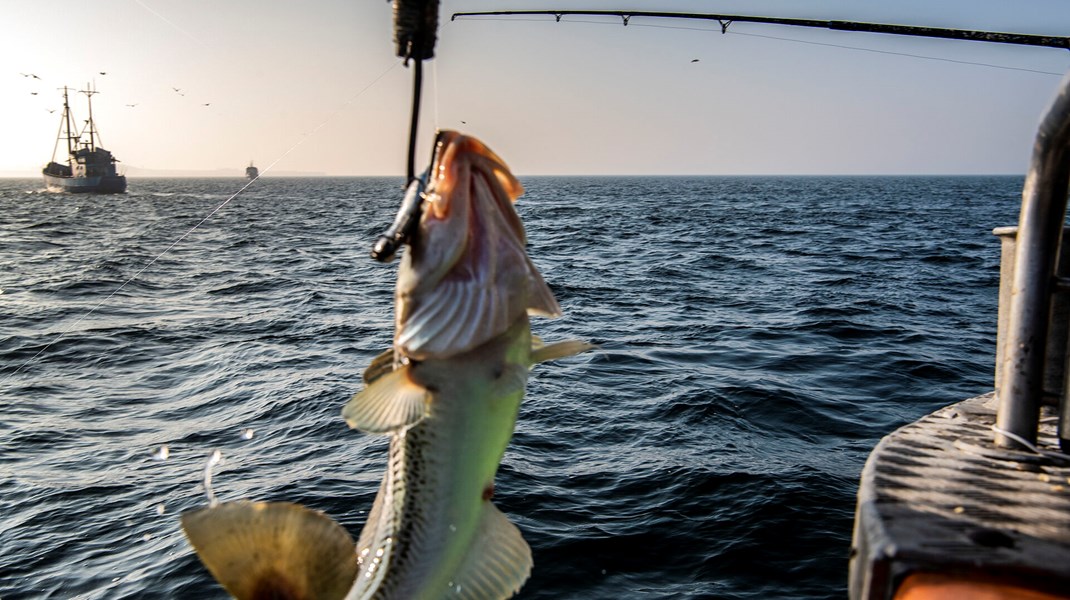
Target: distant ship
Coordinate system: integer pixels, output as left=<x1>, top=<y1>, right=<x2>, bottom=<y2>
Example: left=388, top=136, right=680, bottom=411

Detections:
left=42, top=86, right=126, bottom=193
left=246, top=162, right=259, bottom=180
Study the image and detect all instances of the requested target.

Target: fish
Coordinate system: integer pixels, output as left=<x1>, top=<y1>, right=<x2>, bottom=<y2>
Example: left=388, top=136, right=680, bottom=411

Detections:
left=181, top=130, right=591, bottom=600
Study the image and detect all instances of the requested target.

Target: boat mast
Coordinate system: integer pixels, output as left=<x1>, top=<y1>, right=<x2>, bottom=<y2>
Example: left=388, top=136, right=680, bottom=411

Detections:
left=62, top=87, right=75, bottom=159
left=80, top=84, right=99, bottom=153
left=50, top=88, right=69, bottom=164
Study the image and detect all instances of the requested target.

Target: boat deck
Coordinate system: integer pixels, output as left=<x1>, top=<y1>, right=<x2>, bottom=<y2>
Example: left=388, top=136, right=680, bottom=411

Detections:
left=850, top=392, right=1070, bottom=598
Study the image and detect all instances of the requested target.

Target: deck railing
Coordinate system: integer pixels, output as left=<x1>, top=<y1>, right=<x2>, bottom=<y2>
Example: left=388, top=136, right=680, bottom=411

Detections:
left=996, top=71, right=1070, bottom=449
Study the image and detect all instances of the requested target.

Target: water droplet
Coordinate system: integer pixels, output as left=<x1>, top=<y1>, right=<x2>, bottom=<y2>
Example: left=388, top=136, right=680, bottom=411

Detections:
left=151, top=445, right=169, bottom=460
left=449, top=524, right=457, bottom=533
left=111, top=577, right=120, bottom=583
left=155, top=504, right=166, bottom=515
left=204, top=450, right=223, bottom=506
left=142, top=533, right=152, bottom=542
left=240, top=428, right=254, bottom=440
left=455, top=585, right=462, bottom=594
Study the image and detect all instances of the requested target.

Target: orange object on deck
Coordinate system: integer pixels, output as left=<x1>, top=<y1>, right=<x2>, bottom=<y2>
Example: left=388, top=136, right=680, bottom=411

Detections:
left=895, top=573, right=1069, bottom=600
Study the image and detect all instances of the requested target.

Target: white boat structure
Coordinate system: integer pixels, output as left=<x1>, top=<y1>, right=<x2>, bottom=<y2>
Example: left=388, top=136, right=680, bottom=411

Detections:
left=42, top=86, right=126, bottom=194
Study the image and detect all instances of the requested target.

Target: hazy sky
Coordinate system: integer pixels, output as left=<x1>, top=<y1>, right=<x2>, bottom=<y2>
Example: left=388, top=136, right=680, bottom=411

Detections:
left=2, top=0, right=1070, bottom=176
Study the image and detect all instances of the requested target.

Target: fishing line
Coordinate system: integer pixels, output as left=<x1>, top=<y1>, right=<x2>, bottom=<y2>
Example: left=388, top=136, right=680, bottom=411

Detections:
left=991, top=425, right=1070, bottom=463
left=432, top=58, right=441, bottom=130
left=459, top=16, right=1066, bottom=77
left=130, top=0, right=210, bottom=48
left=0, top=60, right=401, bottom=390
left=725, top=30, right=1066, bottom=76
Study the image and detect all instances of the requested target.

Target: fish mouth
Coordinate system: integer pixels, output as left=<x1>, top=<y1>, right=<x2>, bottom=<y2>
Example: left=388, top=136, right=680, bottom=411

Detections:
left=394, top=131, right=560, bottom=359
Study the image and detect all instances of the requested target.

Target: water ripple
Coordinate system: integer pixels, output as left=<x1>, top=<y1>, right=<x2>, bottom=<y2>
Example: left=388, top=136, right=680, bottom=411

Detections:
left=0, top=175, right=1018, bottom=599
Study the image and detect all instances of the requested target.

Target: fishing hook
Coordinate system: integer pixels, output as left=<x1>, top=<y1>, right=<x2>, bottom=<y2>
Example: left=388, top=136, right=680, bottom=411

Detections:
left=371, top=168, right=428, bottom=262
left=371, top=130, right=446, bottom=262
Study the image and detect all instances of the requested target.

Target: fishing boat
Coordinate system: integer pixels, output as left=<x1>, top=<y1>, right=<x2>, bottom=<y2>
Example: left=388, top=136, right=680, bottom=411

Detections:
left=42, top=86, right=126, bottom=194
left=245, top=161, right=258, bottom=179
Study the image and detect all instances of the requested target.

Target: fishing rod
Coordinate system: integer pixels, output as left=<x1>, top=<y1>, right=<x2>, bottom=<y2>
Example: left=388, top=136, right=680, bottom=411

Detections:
left=450, top=10, right=1070, bottom=50
left=372, top=0, right=440, bottom=263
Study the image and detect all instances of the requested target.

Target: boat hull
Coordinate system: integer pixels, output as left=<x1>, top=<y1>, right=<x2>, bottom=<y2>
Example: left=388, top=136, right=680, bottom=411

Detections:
left=43, top=172, right=127, bottom=194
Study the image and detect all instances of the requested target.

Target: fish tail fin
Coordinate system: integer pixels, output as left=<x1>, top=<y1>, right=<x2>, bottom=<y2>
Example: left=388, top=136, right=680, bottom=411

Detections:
left=531, top=339, right=596, bottom=365
left=449, top=502, right=533, bottom=599
left=180, top=501, right=358, bottom=600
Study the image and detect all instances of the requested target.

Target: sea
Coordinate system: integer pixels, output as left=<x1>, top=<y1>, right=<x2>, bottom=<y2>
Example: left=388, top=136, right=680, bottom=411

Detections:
left=0, top=175, right=1021, bottom=599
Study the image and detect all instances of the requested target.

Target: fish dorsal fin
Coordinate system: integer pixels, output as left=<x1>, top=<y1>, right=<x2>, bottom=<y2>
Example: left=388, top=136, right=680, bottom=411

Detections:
left=531, top=340, right=595, bottom=365
left=343, top=365, right=428, bottom=433
left=180, top=501, right=358, bottom=600
left=448, top=502, right=533, bottom=599
left=362, top=348, right=396, bottom=384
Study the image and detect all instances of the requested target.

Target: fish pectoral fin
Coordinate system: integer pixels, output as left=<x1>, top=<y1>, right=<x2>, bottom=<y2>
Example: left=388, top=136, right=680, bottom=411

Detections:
left=525, top=258, right=563, bottom=319
left=180, top=501, right=358, bottom=600
left=530, top=339, right=595, bottom=365
left=362, top=347, right=396, bottom=384
left=343, top=365, right=429, bottom=433
left=449, top=502, right=533, bottom=599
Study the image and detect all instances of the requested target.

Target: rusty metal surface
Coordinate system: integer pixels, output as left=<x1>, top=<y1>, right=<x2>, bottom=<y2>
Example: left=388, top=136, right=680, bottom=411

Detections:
left=850, top=392, right=1070, bottom=600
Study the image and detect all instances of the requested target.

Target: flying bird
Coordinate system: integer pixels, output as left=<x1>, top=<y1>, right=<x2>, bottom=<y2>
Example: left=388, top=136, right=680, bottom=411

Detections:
left=99, top=71, right=107, bottom=75
left=126, top=103, right=138, bottom=107
left=47, top=109, right=55, bottom=113
left=691, top=59, right=700, bottom=63
left=21, top=73, right=40, bottom=79
left=30, top=92, right=37, bottom=95
left=202, top=103, right=210, bottom=107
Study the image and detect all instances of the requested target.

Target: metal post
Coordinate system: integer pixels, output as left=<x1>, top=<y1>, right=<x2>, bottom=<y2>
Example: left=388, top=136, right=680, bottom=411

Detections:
left=996, top=71, right=1070, bottom=448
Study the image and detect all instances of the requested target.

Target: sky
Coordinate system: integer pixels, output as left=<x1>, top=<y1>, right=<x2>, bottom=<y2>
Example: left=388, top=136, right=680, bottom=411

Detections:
left=2, top=0, right=1070, bottom=176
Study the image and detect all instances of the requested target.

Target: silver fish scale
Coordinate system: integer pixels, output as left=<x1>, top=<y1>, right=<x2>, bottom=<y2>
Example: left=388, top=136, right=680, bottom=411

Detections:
left=364, top=419, right=450, bottom=599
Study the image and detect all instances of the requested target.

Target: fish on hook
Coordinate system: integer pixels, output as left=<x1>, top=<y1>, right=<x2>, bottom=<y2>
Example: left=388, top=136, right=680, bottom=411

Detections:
left=181, top=130, right=592, bottom=600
